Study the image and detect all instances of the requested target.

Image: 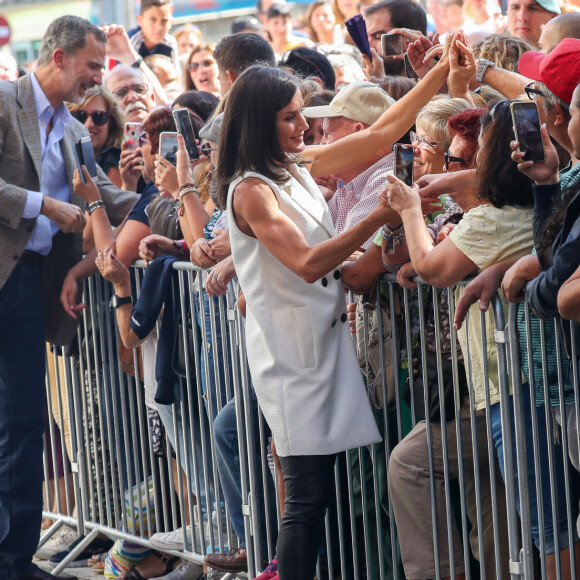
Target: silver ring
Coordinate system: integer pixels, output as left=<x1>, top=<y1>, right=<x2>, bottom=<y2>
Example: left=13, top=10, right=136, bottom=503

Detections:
left=213, top=272, right=217, bottom=279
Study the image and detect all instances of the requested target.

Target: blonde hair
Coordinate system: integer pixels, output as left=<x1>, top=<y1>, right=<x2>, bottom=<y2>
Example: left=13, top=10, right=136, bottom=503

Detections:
left=416, top=97, right=472, bottom=151
left=473, top=34, right=533, bottom=72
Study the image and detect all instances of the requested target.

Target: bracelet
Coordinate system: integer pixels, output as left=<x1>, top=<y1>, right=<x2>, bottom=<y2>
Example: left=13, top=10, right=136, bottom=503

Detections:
left=179, top=187, right=198, bottom=200
left=381, top=223, right=405, bottom=255
left=178, top=183, right=196, bottom=194
left=174, top=239, right=189, bottom=259
left=87, top=200, right=105, bottom=215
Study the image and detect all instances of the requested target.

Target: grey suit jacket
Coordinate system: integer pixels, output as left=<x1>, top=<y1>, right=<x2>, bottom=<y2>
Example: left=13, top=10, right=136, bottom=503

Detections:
left=0, top=74, right=139, bottom=290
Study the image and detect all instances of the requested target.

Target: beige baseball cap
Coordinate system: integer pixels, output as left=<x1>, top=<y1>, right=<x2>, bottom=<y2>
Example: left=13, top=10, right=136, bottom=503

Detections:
left=302, top=81, right=395, bottom=126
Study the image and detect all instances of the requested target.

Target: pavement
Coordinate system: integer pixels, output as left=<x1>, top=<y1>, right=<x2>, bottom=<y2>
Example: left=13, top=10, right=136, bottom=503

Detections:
left=36, top=559, right=102, bottom=578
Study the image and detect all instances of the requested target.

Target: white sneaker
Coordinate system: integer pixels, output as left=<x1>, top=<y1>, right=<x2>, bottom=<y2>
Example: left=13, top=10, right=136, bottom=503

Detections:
left=34, top=525, right=79, bottom=560
left=150, top=526, right=194, bottom=551
left=150, top=560, right=205, bottom=580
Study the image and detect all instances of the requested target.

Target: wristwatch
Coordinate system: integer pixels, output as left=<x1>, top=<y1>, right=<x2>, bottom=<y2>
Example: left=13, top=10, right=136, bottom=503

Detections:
left=476, top=58, right=495, bottom=84
left=131, top=56, right=144, bottom=68
left=110, top=294, right=133, bottom=308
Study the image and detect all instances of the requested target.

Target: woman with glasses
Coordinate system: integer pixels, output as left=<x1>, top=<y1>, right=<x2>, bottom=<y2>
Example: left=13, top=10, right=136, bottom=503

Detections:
left=68, top=86, right=125, bottom=187
left=387, top=98, right=576, bottom=580
left=184, top=42, right=220, bottom=98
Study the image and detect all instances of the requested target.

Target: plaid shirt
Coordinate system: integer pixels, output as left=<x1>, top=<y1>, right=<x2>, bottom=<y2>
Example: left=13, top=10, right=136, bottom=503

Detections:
left=328, top=153, right=394, bottom=249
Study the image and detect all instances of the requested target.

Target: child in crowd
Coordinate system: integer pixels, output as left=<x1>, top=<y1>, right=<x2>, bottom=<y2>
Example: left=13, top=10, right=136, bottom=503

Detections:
left=129, top=0, right=180, bottom=79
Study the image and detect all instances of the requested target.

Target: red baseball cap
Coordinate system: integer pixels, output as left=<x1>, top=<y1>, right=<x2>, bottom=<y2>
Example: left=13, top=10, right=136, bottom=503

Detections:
left=518, top=38, right=580, bottom=105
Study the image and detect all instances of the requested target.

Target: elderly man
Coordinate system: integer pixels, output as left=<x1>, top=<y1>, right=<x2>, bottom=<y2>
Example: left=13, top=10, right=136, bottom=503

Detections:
left=0, top=15, right=137, bottom=580
left=303, top=80, right=395, bottom=248
left=105, top=64, right=155, bottom=123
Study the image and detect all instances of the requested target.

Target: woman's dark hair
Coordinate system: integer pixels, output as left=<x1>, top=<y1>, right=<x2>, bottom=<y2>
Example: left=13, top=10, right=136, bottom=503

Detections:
left=172, top=91, right=220, bottom=122
left=217, top=66, right=300, bottom=207
left=146, top=194, right=183, bottom=239
left=447, top=108, right=485, bottom=168
left=143, top=106, right=204, bottom=155
left=536, top=84, right=580, bottom=265
left=476, top=100, right=534, bottom=209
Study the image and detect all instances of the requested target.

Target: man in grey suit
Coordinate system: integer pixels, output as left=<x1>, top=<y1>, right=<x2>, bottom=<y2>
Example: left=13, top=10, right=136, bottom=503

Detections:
left=0, top=15, right=138, bottom=580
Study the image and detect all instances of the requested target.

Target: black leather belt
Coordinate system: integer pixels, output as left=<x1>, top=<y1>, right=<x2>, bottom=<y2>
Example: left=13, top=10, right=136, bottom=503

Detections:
left=18, top=251, right=43, bottom=265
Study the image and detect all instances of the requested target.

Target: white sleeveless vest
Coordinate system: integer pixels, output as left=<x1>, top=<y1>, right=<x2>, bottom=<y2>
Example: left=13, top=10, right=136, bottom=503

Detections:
left=226, top=163, right=381, bottom=456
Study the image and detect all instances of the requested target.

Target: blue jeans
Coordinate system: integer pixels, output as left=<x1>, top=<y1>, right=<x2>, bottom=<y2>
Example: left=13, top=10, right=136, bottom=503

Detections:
left=213, top=387, right=278, bottom=557
left=0, top=263, right=46, bottom=578
left=194, top=291, right=231, bottom=421
left=488, top=384, right=576, bottom=554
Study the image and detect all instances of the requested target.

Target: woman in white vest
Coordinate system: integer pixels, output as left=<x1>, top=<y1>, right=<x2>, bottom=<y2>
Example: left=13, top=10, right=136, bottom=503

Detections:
left=214, top=54, right=452, bottom=579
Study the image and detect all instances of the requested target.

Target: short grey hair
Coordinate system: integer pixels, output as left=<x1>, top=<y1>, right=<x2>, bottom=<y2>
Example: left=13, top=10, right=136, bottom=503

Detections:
left=37, top=15, right=106, bottom=67
left=416, top=97, right=472, bottom=152
left=536, top=81, right=570, bottom=112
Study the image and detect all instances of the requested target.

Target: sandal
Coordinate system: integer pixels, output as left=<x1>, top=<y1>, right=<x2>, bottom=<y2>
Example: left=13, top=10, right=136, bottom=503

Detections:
left=124, top=552, right=180, bottom=580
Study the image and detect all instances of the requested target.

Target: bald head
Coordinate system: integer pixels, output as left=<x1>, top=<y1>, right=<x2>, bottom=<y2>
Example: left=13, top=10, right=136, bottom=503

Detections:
left=539, top=12, right=580, bottom=53
left=105, top=65, right=155, bottom=123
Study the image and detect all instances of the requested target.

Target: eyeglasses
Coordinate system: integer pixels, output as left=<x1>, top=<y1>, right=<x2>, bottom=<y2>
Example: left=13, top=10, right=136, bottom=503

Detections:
left=188, top=59, right=215, bottom=71
left=71, top=110, right=110, bottom=126
left=525, top=82, right=545, bottom=101
left=410, top=131, right=441, bottom=151
left=444, top=152, right=466, bottom=171
left=200, top=142, right=218, bottom=157
left=111, top=83, right=148, bottom=99
left=139, top=131, right=150, bottom=146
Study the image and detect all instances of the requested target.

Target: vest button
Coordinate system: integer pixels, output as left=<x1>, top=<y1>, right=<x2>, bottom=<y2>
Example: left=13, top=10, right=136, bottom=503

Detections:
left=341, top=313, right=347, bottom=323
left=334, top=270, right=341, bottom=280
left=321, top=277, right=328, bottom=287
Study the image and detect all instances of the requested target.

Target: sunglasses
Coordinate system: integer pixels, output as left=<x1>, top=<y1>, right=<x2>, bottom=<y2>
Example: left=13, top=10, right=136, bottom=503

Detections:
left=188, top=59, right=215, bottom=71
left=111, top=83, right=148, bottom=99
left=444, top=152, right=466, bottom=171
left=139, top=131, right=150, bottom=146
left=200, top=142, right=218, bottom=157
left=71, top=110, right=110, bottom=126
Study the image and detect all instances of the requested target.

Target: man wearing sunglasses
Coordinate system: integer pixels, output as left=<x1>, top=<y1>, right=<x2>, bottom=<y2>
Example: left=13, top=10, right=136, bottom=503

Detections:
left=105, top=64, right=156, bottom=123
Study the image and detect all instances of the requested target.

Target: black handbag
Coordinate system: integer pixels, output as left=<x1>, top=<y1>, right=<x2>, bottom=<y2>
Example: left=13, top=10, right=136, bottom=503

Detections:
left=403, top=351, right=468, bottom=422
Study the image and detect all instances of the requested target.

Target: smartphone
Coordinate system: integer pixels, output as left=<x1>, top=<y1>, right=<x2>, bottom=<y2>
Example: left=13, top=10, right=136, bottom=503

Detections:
left=404, top=53, right=418, bottom=79
left=394, top=143, right=414, bottom=187
left=510, top=101, right=544, bottom=163
left=72, top=136, right=98, bottom=184
left=172, top=108, right=199, bottom=160
left=124, top=122, right=142, bottom=151
left=159, top=132, right=179, bottom=166
left=381, top=33, right=405, bottom=76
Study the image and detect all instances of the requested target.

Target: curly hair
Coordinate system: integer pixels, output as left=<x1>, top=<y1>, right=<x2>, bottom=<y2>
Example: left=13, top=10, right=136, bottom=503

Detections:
left=447, top=108, right=485, bottom=167
left=476, top=100, right=534, bottom=208
left=67, top=85, right=125, bottom=150
left=473, top=34, right=533, bottom=73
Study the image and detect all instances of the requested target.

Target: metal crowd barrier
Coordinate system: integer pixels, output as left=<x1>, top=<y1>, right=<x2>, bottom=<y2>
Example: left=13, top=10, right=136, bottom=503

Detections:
left=39, top=264, right=580, bottom=579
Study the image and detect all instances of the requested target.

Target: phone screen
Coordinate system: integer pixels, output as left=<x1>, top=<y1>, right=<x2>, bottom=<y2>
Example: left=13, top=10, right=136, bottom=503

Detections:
left=381, top=33, right=405, bottom=76
left=159, top=132, right=179, bottom=166
left=79, top=136, right=98, bottom=178
left=511, top=102, right=544, bottom=162
left=124, top=122, right=142, bottom=151
left=394, top=143, right=414, bottom=186
left=173, top=108, right=199, bottom=160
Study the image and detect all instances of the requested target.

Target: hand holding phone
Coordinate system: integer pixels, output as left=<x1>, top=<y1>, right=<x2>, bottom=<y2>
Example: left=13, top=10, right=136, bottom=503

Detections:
left=159, top=132, right=180, bottom=166
left=72, top=136, right=98, bottom=184
left=124, top=122, right=142, bottom=151
left=510, top=101, right=544, bottom=163
left=394, top=143, right=414, bottom=186
left=173, top=108, right=199, bottom=160
left=381, top=33, right=405, bottom=76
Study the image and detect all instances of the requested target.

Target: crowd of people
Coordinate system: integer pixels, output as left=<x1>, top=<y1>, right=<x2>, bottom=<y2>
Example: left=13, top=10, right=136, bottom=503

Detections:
left=2, top=0, right=580, bottom=578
